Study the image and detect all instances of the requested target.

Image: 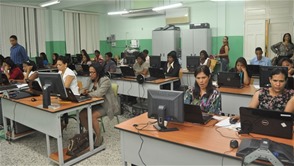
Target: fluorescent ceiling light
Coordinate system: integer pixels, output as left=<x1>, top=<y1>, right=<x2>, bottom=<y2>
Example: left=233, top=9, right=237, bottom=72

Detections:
left=40, top=0, right=60, bottom=7
left=108, top=10, right=129, bottom=15
left=152, top=3, right=183, bottom=11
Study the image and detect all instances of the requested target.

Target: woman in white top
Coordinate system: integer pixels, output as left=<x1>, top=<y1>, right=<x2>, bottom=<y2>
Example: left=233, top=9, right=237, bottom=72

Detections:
left=199, top=50, right=211, bottom=68
left=57, top=56, right=79, bottom=95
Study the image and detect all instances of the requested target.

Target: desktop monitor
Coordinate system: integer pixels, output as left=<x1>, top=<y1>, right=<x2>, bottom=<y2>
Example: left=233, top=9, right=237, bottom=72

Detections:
left=71, top=57, right=79, bottom=64
left=186, top=56, right=200, bottom=71
left=76, top=54, right=82, bottom=63
left=65, top=54, right=72, bottom=64
left=259, top=66, right=288, bottom=87
left=38, top=72, right=67, bottom=108
left=247, top=65, right=260, bottom=77
left=148, top=89, right=184, bottom=132
left=150, top=55, right=161, bottom=68
left=126, top=55, right=136, bottom=66
left=36, top=57, right=44, bottom=69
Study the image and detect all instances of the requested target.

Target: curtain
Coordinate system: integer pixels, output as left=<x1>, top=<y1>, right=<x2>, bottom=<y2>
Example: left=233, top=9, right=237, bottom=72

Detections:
left=64, top=11, right=99, bottom=55
left=0, top=4, right=46, bottom=57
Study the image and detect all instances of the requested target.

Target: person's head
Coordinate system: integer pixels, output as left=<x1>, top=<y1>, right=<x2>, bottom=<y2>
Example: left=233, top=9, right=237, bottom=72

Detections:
left=94, top=50, right=100, bottom=56
left=40, top=52, right=48, bottom=61
left=200, top=50, right=209, bottom=62
left=56, top=56, right=68, bottom=72
left=235, top=57, right=248, bottom=73
left=52, top=53, right=59, bottom=60
left=223, top=36, right=229, bottom=44
left=4, top=58, right=16, bottom=70
left=255, top=47, right=263, bottom=60
left=23, top=60, right=37, bottom=72
left=10, top=35, right=18, bottom=46
left=269, top=68, right=288, bottom=93
left=105, top=52, right=113, bottom=61
left=283, top=33, right=292, bottom=44
left=167, top=51, right=178, bottom=64
left=89, top=63, right=105, bottom=82
left=278, top=58, right=293, bottom=71
left=142, top=49, right=149, bottom=57
left=193, top=65, right=213, bottom=98
left=0, top=54, right=4, bottom=66
left=136, top=52, right=146, bottom=65
left=82, top=52, right=91, bottom=63
left=81, top=49, right=88, bottom=56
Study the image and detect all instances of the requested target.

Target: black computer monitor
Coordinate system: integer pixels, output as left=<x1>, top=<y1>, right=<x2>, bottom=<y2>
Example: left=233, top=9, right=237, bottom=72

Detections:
left=186, top=56, right=200, bottom=71
left=247, top=65, right=260, bottom=77
left=36, top=57, right=44, bottom=69
left=148, top=89, right=184, bottom=132
left=259, top=66, right=288, bottom=87
left=150, top=55, right=161, bottom=68
left=38, top=72, right=67, bottom=108
left=126, top=55, right=136, bottom=66
left=71, top=57, right=79, bottom=64
left=65, top=54, right=72, bottom=64
left=76, top=54, right=82, bottom=63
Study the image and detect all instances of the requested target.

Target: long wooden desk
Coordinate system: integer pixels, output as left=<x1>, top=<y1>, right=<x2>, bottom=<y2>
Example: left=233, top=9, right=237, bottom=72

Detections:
left=111, top=77, right=179, bottom=98
left=115, top=113, right=293, bottom=165
left=218, top=85, right=257, bottom=115
left=2, top=96, right=104, bottom=166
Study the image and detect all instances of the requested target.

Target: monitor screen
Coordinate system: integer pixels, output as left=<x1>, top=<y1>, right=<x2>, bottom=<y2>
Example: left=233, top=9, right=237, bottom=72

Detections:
left=126, top=55, right=136, bottom=66
left=247, top=65, right=260, bottom=77
left=186, top=56, right=200, bottom=70
left=65, top=54, right=72, bottom=64
left=259, top=66, right=288, bottom=87
left=76, top=54, right=82, bottom=63
left=150, top=55, right=161, bottom=68
left=148, top=89, right=184, bottom=132
left=38, top=72, right=67, bottom=108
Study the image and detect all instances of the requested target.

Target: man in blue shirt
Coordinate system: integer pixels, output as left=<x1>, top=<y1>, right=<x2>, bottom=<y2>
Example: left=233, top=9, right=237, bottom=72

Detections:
left=10, top=35, right=29, bottom=69
left=250, top=47, right=271, bottom=66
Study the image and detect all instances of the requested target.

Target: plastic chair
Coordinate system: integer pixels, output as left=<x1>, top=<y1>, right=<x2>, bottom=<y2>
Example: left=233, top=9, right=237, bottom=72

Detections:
left=99, top=83, right=120, bottom=132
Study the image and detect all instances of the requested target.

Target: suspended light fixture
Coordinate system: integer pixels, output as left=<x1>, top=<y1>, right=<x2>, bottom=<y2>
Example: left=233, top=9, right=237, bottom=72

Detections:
left=40, top=0, right=60, bottom=7
left=108, top=10, right=129, bottom=15
left=152, top=2, right=183, bottom=11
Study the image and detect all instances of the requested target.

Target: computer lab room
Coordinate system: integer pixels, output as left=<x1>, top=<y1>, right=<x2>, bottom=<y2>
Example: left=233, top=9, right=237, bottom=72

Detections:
left=0, top=0, right=293, bottom=165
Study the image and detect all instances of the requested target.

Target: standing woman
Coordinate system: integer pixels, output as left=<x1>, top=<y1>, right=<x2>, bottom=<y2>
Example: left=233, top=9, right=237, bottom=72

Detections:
left=79, top=63, right=119, bottom=148
left=184, top=65, right=221, bottom=114
left=164, top=51, right=181, bottom=90
left=56, top=56, right=79, bottom=95
left=52, top=53, right=59, bottom=68
left=271, top=33, right=294, bottom=64
left=216, top=36, right=230, bottom=71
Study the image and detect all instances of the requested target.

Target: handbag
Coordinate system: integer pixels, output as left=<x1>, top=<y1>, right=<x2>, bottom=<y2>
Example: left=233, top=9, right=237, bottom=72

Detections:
left=66, top=132, right=89, bottom=157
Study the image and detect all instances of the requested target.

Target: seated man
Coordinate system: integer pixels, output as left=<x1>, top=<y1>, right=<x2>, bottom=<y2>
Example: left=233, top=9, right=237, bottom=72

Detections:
left=250, top=47, right=271, bottom=66
left=104, top=52, right=116, bottom=73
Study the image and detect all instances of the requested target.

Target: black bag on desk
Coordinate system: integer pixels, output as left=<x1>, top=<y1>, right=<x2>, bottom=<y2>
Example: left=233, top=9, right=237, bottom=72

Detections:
left=66, top=132, right=89, bottom=156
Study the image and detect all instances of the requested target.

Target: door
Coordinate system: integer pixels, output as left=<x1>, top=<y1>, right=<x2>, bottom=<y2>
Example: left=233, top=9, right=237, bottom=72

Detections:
left=244, top=20, right=266, bottom=62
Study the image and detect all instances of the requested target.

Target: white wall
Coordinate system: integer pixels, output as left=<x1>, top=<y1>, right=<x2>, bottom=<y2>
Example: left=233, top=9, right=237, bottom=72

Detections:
left=45, top=10, right=65, bottom=41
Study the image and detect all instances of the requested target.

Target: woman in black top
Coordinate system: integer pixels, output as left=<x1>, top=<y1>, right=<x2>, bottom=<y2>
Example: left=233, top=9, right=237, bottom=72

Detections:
left=163, top=51, right=181, bottom=90
left=229, top=57, right=251, bottom=85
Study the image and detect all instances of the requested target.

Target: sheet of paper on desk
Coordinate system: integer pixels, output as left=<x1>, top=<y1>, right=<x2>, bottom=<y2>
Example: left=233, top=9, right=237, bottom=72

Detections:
left=215, top=117, right=241, bottom=130
left=17, top=83, right=28, bottom=89
left=253, top=85, right=260, bottom=89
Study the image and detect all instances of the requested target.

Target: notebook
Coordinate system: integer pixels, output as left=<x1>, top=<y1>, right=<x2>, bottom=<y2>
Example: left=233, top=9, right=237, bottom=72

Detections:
left=120, top=66, right=136, bottom=78
left=184, top=104, right=213, bottom=124
left=217, top=72, right=243, bottom=88
left=61, top=88, right=92, bottom=103
left=239, top=107, right=293, bottom=139
left=146, top=67, right=166, bottom=81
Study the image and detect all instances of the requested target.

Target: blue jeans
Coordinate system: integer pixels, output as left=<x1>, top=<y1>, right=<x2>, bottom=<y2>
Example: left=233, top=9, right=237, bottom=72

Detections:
left=220, top=58, right=229, bottom=71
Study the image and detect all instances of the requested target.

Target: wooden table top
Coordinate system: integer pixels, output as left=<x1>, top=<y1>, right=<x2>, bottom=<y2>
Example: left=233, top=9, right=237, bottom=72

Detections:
left=115, top=113, right=293, bottom=158
left=218, top=85, right=257, bottom=96
left=112, top=77, right=179, bottom=84
left=5, top=95, right=103, bottom=113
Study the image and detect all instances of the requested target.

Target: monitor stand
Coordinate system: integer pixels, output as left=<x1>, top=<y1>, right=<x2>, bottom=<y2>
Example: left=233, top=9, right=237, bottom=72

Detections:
left=42, top=84, right=52, bottom=108
left=153, top=105, right=178, bottom=132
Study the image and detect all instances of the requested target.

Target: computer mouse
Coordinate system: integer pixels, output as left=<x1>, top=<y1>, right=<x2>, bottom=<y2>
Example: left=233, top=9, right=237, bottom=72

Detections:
left=230, top=139, right=239, bottom=148
left=31, top=98, right=37, bottom=102
left=229, top=117, right=238, bottom=124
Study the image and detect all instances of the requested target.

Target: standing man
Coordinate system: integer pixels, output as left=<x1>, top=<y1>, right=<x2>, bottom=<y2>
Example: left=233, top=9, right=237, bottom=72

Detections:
left=142, top=49, right=150, bottom=63
left=10, top=35, right=29, bottom=69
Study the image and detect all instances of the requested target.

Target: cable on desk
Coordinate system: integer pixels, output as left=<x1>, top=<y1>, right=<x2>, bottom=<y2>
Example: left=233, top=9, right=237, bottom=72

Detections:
left=215, top=126, right=241, bottom=140
left=136, top=123, right=148, bottom=166
left=221, top=149, right=235, bottom=166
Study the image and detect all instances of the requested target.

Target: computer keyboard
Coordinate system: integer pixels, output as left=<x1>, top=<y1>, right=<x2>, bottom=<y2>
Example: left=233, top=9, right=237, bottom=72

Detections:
left=9, top=91, right=32, bottom=99
left=0, top=84, right=18, bottom=91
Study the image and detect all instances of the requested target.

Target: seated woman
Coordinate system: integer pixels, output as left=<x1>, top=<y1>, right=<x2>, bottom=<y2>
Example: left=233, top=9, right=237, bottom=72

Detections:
left=278, top=58, right=294, bottom=77
left=3, top=58, right=24, bottom=80
left=51, top=53, right=59, bottom=68
left=81, top=49, right=92, bottom=65
left=40, top=52, right=49, bottom=66
left=249, top=68, right=294, bottom=111
left=284, top=96, right=294, bottom=113
left=184, top=65, right=222, bottom=114
left=163, top=51, right=181, bottom=90
left=79, top=63, right=119, bottom=148
left=200, top=50, right=211, bottom=68
left=229, top=57, right=251, bottom=85
left=22, top=60, right=38, bottom=83
left=133, top=52, right=149, bottom=76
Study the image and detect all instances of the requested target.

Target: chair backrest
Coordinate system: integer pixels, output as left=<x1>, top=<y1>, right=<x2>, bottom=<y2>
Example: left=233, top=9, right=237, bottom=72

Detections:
left=111, top=83, right=118, bottom=96
left=179, top=68, right=183, bottom=79
left=210, top=59, right=218, bottom=72
left=77, top=81, right=83, bottom=91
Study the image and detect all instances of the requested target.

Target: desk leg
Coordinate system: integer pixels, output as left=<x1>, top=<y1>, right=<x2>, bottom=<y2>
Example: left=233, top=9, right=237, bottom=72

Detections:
left=46, top=134, right=51, bottom=158
left=87, top=105, right=94, bottom=151
left=57, top=116, right=64, bottom=165
left=3, top=117, right=8, bottom=139
left=10, top=119, right=15, bottom=139
left=171, top=82, right=174, bottom=91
